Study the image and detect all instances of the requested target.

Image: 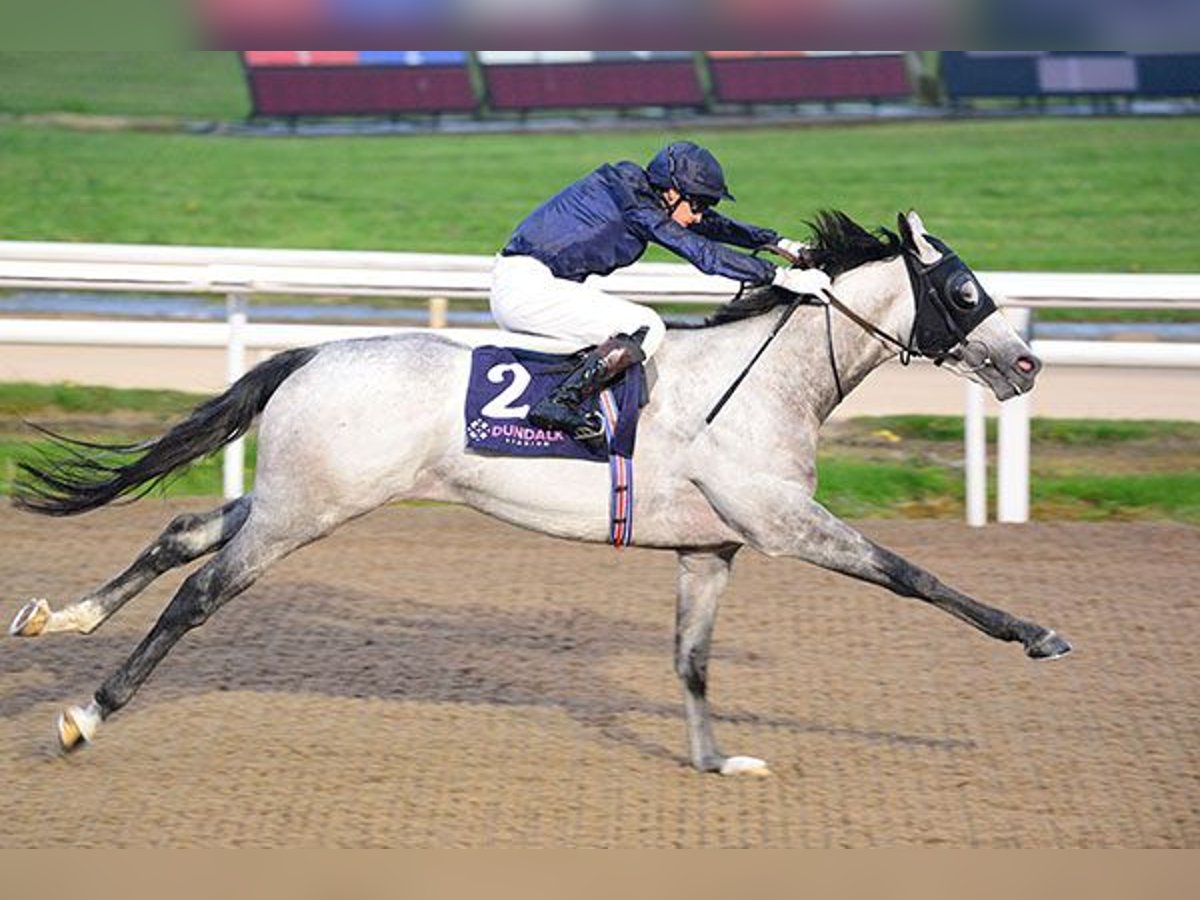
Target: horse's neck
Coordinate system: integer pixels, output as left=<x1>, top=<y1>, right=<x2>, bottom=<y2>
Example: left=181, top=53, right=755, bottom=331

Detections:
left=656, top=261, right=910, bottom=437
left=793, top=257, right=911, bottom=423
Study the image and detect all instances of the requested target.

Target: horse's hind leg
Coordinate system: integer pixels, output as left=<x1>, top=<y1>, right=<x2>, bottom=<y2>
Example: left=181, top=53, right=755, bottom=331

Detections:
left=10, top=497, right=251, bottom=638
left=56, top=506, right=312, bottom=750
left=675, top=546, right=769, bottom=776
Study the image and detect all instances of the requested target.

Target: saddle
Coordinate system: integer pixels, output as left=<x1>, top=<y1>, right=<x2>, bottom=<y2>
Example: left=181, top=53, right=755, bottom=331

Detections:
left=464, top=345, right=644, bottom=463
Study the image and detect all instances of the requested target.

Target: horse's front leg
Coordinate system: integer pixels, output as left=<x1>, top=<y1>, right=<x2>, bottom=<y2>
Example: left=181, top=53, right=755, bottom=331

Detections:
left=675, top=546, right=769, bottom=776
left=696, top=476, right=1071, bottom=659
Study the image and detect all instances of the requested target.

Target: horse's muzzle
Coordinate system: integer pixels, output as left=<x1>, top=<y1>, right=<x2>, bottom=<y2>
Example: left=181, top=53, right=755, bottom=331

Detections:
left=1003, top=352, right=1042, bottom=396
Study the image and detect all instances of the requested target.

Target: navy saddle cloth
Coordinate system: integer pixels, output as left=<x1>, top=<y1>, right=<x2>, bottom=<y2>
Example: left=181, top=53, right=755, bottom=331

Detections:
left=464, top=345, right=643, bottom=462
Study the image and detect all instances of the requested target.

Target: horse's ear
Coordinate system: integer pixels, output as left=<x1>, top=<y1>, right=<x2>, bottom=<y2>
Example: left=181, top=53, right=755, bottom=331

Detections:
left=898, top=209, right=940, bottom=264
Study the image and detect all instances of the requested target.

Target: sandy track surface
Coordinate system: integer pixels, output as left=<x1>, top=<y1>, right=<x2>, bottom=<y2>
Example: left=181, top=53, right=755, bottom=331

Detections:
left=1, top=502, right=1196, bottom=847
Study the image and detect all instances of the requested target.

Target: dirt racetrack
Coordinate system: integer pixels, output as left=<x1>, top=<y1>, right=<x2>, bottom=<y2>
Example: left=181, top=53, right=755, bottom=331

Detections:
left=1, top=502, right=1196, bottom=848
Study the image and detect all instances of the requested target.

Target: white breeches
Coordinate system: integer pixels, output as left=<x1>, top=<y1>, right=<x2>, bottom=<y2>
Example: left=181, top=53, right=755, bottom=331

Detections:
left=490, top=254, right=666, bottom=358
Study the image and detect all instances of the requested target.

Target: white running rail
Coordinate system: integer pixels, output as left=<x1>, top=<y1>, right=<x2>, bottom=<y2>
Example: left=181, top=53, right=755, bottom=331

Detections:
left=3, top=241, right=1199, bottom=518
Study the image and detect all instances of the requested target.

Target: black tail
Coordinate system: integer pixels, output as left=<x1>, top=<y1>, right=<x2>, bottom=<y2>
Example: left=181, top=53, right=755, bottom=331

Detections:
left=13, top=346, right=319, bottom=517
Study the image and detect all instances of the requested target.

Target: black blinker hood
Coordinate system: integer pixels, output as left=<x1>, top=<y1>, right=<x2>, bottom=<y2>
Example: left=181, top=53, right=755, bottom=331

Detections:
left=903, top=234, right=996, bottom=359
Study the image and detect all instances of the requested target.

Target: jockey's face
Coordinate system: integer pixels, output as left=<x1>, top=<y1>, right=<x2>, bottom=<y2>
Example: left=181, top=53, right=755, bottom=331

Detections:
left=663, top=188, right=704, bottom=228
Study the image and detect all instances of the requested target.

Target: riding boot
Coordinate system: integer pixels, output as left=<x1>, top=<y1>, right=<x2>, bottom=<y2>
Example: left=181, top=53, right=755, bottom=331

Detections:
left=528, top=332, right=646, bottom=442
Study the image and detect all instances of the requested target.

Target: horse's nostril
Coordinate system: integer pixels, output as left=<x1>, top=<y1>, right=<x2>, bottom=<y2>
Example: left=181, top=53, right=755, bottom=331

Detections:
left=1016, top=356, right=1040, bottom=375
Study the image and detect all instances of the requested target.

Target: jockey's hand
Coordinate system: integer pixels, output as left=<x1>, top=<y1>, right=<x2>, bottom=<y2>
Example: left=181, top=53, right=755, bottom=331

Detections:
left=773, top=266, right=832, bottom=297
left=777, top=238, right=809, bottom=258
left=765, top=238, right=814, bottom=267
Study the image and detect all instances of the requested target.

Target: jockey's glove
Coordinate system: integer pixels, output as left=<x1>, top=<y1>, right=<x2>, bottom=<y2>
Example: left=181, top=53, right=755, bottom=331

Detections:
left=773, top=266, right=832, bottom=297
left=777, top=238, right=810, bottom=257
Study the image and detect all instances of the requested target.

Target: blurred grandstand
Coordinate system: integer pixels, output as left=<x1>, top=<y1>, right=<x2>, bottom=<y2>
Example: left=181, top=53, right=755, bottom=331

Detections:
left=2, top=52, right=1197, bottom=134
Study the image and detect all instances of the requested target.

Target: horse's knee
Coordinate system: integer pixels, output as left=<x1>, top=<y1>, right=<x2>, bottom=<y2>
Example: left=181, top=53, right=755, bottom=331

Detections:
left=675, top=643, right=710, bottom=697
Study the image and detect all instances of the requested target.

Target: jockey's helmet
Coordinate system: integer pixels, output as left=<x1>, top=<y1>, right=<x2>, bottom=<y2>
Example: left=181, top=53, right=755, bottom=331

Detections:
left=646, top=141, right=736, bottom=206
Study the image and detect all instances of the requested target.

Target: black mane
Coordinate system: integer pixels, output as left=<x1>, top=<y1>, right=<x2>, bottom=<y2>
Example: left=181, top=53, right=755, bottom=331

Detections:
left=687, top=209, right=901, bottom=329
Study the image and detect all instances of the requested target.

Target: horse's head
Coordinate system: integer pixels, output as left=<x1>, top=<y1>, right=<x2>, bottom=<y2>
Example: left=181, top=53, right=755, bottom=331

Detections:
left=897, top=211, right=1041, bottom=401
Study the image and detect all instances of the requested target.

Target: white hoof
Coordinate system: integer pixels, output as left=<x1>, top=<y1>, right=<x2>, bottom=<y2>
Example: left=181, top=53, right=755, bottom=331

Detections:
left=10, top=598, right=51, bottom=637
left=57, top=702, right=101, bottom=752
left=719, top=755, right=771, bottom=777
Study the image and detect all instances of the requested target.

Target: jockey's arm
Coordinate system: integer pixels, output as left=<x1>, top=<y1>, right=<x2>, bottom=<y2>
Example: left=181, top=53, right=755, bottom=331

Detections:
left=694, top=211, right=813, bottom=267
left=628, top=208, right=778, bottom=285
left=691, top=210, right=780, bottom=251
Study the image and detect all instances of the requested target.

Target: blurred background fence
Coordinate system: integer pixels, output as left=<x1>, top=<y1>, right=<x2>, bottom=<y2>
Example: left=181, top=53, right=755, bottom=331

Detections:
left=237, top=52, right=1200, bottom=121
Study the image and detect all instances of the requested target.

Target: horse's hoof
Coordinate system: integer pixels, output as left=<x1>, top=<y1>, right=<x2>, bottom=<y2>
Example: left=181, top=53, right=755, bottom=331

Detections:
left=719, top=756, right=771, bottom=777
left=1027, top=629, right=1072, bottom=660
left=10, top=598, right=51, bottom=637
left=57, top=704, right=99, bottom=752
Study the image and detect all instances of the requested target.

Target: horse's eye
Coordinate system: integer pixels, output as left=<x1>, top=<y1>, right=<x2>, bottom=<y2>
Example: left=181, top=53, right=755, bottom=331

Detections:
left=956, top=280, right=979, bottom=308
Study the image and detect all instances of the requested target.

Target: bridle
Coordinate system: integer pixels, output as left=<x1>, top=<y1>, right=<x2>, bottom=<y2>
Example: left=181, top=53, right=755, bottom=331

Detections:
left=706, top=239, right=999, bottom=423
left=812, top=242, right=999, bottom=402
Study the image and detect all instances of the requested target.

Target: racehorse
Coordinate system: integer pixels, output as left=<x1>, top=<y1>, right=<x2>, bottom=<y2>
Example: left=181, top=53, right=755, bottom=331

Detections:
left=9, top=211, right=1071, bottom=775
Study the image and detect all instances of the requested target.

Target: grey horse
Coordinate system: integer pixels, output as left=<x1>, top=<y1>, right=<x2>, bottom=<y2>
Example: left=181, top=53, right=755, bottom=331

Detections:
left=9, top=211, right=1071, bottom=774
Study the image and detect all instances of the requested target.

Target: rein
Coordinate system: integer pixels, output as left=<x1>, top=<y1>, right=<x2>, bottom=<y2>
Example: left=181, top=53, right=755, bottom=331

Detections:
left=705, top=240, right=982, bottom=425
left=705, top=285, right=918, bottom=424
left=808, top=287, right=919, bottom=407
left=705, top=298, right=802, bottom=424
left=820, top=288, right=912, bottom=360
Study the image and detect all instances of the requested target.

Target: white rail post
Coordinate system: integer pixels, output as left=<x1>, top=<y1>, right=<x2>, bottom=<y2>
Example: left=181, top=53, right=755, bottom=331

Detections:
left=964, top=381, right=988, bottom=527
left=997, top=308, right=1032, bottom=523
left=223, top=293, right=247, bottom=500
left=428, top=296, right=448, bottom=328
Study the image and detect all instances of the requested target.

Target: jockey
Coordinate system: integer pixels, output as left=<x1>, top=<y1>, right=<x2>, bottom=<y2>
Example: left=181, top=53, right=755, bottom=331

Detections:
left=491, top=140, right=831, bottom=441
